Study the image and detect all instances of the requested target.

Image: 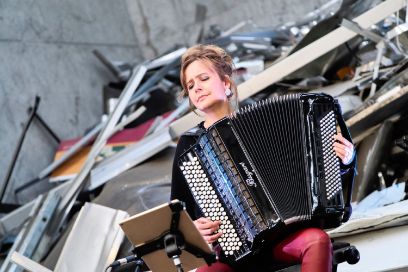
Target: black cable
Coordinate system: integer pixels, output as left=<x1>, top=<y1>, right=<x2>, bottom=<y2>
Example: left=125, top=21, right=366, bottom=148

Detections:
left=177, top=265, right=184, bottom=272
left=105, top=255, right=142, bottom=271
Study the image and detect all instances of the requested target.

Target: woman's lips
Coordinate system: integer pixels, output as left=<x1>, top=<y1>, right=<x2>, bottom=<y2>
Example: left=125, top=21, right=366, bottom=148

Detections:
left=197, top=95, right=208, bottom=102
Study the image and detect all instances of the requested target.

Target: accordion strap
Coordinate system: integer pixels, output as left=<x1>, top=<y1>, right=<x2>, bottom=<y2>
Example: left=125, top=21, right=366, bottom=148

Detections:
left=182, top=122, right=206, bottom=138
left=334, top=101, right=357, bottom=222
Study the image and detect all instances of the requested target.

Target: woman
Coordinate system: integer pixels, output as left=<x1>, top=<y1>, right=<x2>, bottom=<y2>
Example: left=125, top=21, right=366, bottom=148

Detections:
left=170, top=44, right=355, bottom=272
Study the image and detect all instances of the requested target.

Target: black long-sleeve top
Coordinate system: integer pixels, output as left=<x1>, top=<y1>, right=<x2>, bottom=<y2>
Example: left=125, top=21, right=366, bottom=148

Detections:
left=170, top=123, right=206, bottom=220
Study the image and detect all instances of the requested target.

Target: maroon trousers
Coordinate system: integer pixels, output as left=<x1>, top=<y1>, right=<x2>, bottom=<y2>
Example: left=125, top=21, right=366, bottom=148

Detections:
left=196, top=228, right=332, bottom=272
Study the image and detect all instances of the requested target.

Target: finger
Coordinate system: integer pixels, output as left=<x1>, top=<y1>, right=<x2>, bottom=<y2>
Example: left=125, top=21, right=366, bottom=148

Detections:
left=200, top=227, right=216, bottom=236
left=334, top=146, right=352, bottom=163
left=211, top=222, right=221, bottom=232
left=333, top=134, right=346, bottom=144
left=333, top=143, right=353, bottom=155
left=203, top=221, right=221, bottom=231
left=333, top=141, right=354, bottom=154
left=194, top=219, right=207, bottom=230
left=205, top=231, right=223, bottom=243
left=333, top=134, right=353, bottom=148
left=196, top=223, right=220, bottom=235
left=195, top=217, right=211, bottom=224
left=194, top=218, right=217, bottom=229
left=333, top=142, right=347, bottom=150
left=333, top=146, right=347, bottom=160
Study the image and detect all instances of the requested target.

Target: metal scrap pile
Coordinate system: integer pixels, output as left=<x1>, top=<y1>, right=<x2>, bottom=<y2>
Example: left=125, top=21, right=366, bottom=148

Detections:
left=2, top=0, right=408, bottom=271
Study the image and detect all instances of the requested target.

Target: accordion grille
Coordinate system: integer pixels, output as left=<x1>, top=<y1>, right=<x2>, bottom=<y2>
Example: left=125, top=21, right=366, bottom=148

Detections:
left=230, top=94, right=311, bottom=223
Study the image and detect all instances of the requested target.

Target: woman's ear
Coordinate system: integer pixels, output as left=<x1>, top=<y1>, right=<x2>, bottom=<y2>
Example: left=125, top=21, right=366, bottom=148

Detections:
left=224, top=75, right=231, bottom=89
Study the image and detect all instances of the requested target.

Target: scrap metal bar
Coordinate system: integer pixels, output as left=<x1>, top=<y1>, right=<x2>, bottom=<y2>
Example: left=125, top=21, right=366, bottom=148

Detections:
left=340, top=18, right=394, bottom=96
left=38, top=106, right=146, bottom=181
left=146, top=47, right=186, bottom=70
left=17, top=193, right=60, bottom=261
left=1, top=191, right=60, bottom=272
left=36, top=54, right=179, bottom=185
left=370, top=41, right=386, bottom=96
left=10, top=252, right=52, bottom=272
left=38, top=122, right=104, bottom=180
left=169, top=0, right=407, bottom=137
left=110, top=106, right=146, bottom=135
left=346, top=85, right=408, bottom=128
left=143, top=116, right=163, bottom=137
left=4, top=193, right=60, bottom=272
left=153, top=100, right=189, bottom=133
left=341, top=19, right=384, bottom=43
left=0, top=184, right=71, bottom=271
left=48, top=65, right=147, bottom=243
left=89, top=127, right=173, bottom=190
left=1, top=97, right=40, bottom=204
left=238, top=0, right=406, bottom=101
left=33, top=113, right=61, bottom=144
left=0, top=181, right=71, bottom=239
left=93, top=49, right=126, bottom=81
left=0, top=196, right=44, bottom=272
left=0, top=203, right=33, bottom=238
left=87, top=101, right=188, bottom=189
left=387, top=22, right=408, bottom=39
left=127, top=57, right=180, bottom=108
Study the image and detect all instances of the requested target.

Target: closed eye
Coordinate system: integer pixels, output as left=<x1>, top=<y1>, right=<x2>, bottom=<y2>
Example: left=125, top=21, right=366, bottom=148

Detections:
left=187, top=74, right=209, bottom=90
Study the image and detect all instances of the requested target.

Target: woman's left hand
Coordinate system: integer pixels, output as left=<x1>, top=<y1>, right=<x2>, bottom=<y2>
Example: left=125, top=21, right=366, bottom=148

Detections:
left=333, top=133, right=355, bottom=165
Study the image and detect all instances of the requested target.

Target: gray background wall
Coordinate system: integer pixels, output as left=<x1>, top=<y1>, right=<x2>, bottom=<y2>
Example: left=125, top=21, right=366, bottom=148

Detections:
left=0, top=0, right=328, bottom=204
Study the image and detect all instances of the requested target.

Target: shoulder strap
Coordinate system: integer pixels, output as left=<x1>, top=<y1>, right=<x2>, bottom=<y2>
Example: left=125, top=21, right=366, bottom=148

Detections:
left=182, top=123, right=205, bottom=138
left=334, top=100, right=357, bottom=222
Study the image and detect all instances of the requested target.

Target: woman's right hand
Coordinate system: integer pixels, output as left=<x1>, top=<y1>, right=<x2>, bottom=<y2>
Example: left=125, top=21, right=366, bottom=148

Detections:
left=194, top=217, right=223, bottom=244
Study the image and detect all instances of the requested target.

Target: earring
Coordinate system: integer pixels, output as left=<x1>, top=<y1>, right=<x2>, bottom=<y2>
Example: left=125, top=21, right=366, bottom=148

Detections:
left=225, top=88, right=233, bottom=98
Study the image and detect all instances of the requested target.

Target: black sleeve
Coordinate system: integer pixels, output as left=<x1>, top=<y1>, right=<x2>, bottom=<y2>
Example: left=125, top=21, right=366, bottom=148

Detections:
left=170, top=135, right=201, bottom=220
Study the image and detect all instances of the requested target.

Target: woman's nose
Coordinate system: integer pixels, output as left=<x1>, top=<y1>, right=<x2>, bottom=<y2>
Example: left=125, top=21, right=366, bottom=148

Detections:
left=194, top=82, right=203, bottom=93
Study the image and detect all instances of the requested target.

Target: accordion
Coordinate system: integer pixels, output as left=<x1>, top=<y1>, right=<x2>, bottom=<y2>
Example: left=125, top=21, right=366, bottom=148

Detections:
left=178, top=93, right=353, bottom=262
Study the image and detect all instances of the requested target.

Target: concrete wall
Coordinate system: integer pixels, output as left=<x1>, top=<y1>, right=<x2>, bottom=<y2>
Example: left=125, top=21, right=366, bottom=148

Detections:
left=0, top=0, right=142, bottom=203
left=126, top=0, right=330, bottom=59
left=0, top=0, right=328, bottom=204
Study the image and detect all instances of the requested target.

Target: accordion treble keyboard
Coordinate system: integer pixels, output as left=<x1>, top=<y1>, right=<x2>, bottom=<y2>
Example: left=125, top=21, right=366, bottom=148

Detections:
left=180, top=132, right=266, bottom=260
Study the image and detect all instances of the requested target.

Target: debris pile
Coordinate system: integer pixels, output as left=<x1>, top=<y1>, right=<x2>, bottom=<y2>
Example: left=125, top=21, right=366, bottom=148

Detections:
left=2, top=1, right=408, bottom=271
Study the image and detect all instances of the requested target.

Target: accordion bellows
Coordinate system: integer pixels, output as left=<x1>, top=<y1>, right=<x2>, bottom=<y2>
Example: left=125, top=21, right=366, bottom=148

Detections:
left=178, top=93, right=346, bottom=262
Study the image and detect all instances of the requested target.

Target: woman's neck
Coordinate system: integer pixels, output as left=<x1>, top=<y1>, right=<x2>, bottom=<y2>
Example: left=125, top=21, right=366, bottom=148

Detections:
left=203, top=102, right=231, bottom=128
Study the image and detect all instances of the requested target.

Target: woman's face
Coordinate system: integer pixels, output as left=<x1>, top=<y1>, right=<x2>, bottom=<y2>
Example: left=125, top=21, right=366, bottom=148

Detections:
left=184, top=60, right=230, bottom=113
